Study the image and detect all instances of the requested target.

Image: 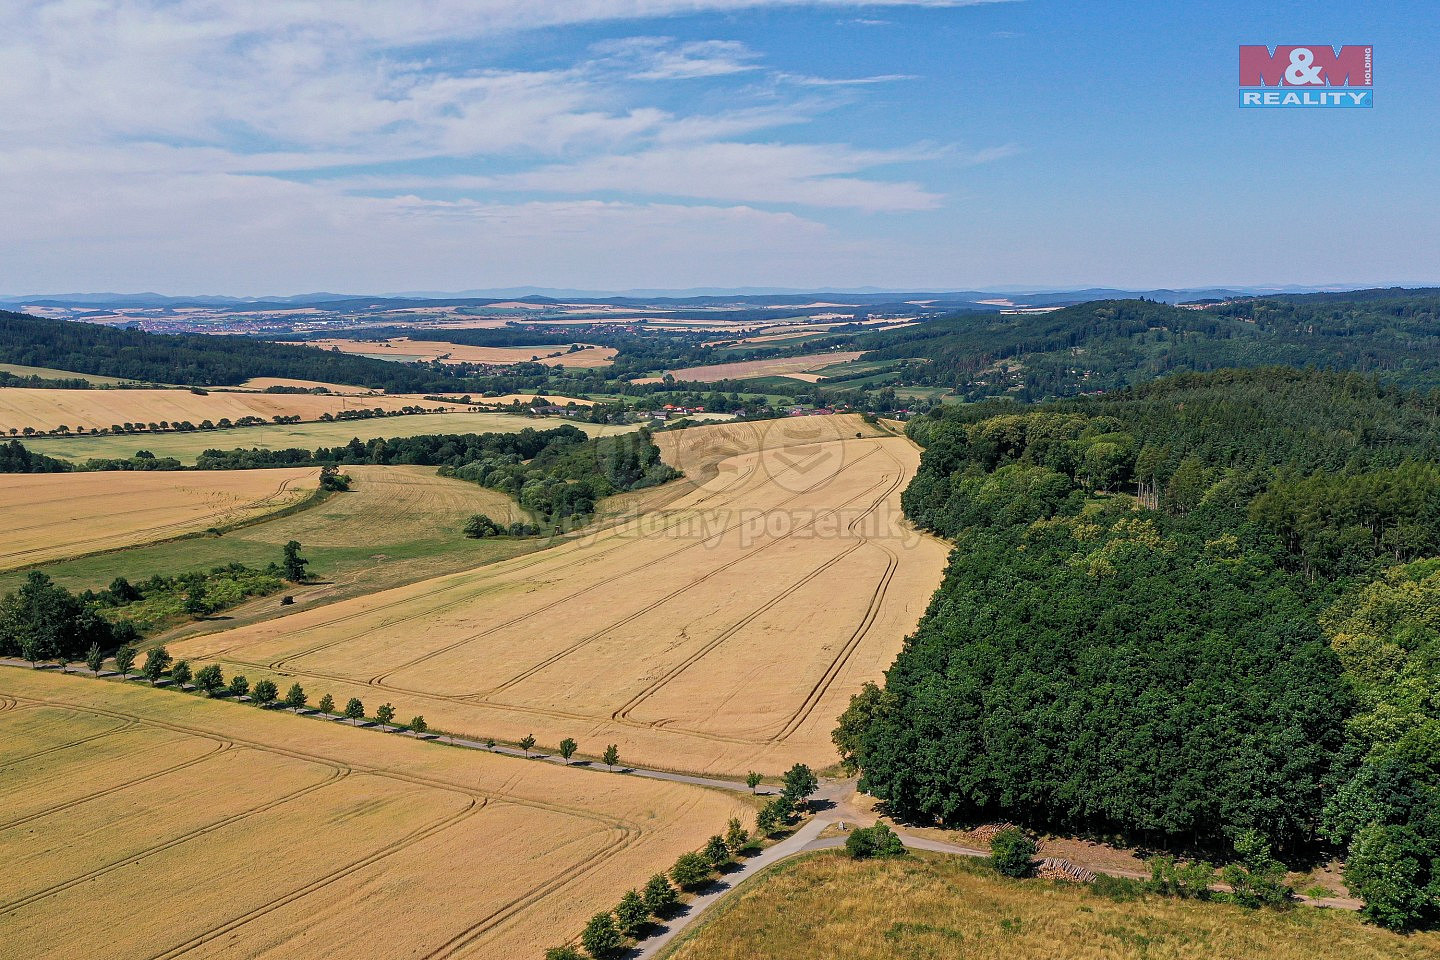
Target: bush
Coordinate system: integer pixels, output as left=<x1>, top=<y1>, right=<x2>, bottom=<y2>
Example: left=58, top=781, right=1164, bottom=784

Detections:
left=463, top=514, right=504, bottom=539
left=1147, top=854, right=1214, bottom=899
left=671, top=851, right=713, bottom=890
left=1221, top=831, right=1292, bottom=909
left=990, top=827, right=1037, bottom=878
left=846, top=822, right=906, bottom=860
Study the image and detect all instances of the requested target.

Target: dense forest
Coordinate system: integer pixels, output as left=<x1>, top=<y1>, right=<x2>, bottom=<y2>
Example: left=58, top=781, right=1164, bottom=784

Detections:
left=844, top=368, right=1440, bottom=929
left=0, top=311, right=457, bottom=390
left=856, top=291, right=1440, bottom=400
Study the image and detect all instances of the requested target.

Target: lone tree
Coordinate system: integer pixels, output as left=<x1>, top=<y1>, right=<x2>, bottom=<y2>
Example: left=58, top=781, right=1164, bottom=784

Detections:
left=463, top=514, right=504, bottom=539
left=282, top=540, right=309, bottom=582
left=228, top=675, right=250, bottom=699
left=113, top=643, right=137, bottom=679
left=194, top=664, right=225, bottom=697
left=85, top=643, right=104, bottom=675
left=252, top=679, right=279, bottom=707
left=602, top=744, right=620, bottom=771
left=409, top=716, right=428, bottom=735
left=615, top=889, right=650, bottom=938
left=558, top=737, right=578, bottom=763
left=343, top=697, right=365, bottom=722
left=141, top=645, right=172, bottom=683
left=171, top=660, right=192, bottom=686
left=284, top=683, right=307, bottom=710
left=846, top=822, right=906, bottom=860
left=989, top=827, right=1037, bottom=878
left=671, top=851, right=712, bottom=891
left=317, top=693, right=335, bottom=716
left=485, top=737, right=496, bottom=750
left=643, top=873, right=679, bottom=916
left=746, top=771, right=763, bottom=793
left=579, top=912, right=624, bottom=960
left=375, top=703, right=396, bottom=731
left=519, top=734, right=536, bottom=757
left=781, top=763, right=818, bottom=808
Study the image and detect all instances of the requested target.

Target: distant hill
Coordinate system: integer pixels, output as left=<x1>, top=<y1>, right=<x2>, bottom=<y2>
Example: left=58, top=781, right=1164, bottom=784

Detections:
left=0, top=311, right=453, bottom=391
left=858, top=290, right=1440, bottom=400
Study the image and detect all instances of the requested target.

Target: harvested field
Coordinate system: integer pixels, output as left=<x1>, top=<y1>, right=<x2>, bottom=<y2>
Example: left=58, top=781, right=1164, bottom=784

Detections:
left=24, top=411, right=634, bottom=464
left=304, top=338, right=618, bottom=368
left=0, top=467, right=320, bottom=571
left=645, top=351, right=864, bottom=384
left=171, top=415, right=949, bottom=775
left=234, top=377, right=382, bottom=394
left=0, top=669, right=744, bottom=960
left=0, top=387, right=450, bottom=435
left=661, top=851, right=1436, bottom=960
left=0, top=362, right=140, bottom=386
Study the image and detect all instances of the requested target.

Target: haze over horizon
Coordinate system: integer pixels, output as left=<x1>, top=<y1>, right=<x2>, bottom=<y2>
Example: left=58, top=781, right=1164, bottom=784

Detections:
left=1, top=0, right=1432, bottom=296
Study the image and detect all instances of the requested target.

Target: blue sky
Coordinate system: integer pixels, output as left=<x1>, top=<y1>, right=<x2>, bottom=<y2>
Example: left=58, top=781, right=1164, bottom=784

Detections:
left=0, top=0, right=1433, bottom=294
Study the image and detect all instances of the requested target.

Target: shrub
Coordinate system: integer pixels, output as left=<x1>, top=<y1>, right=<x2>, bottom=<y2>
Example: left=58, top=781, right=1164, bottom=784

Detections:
left=1147, top=854, right=1214, bottom=900
left=846, top=822, right=906, bottom=860
left=1344, top=824, right=1433, bottom=930
left=543, top=948, right=583, bottom=960
left=990, top=827, right=1037, bottom=878
left=1221, top=830, right=1292, bottom=909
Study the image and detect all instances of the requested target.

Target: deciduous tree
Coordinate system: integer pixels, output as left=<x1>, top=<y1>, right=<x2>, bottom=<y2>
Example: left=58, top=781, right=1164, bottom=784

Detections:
left=559, top=737, right=577, bottom=763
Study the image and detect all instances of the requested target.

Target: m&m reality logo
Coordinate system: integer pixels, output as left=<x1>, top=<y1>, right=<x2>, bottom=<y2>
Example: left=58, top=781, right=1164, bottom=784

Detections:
left=1239, top=45, right=1373, bottom=108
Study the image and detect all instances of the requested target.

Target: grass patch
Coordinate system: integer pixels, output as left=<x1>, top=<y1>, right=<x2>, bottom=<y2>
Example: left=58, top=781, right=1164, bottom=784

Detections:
left=661, top=850, right=1439, bottom=960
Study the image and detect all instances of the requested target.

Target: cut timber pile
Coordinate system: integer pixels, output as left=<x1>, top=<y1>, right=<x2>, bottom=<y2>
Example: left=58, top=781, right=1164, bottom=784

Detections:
left=1036, top=858, right=1098, bottom=884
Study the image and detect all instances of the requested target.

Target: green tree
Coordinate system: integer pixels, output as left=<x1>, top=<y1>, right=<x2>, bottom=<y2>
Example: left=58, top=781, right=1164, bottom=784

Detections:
left=317, top=692, right=335, bottom=716
left=85, top=642, right=104, bottom=675
left=171, top=660, right=192, bottom=686
left=409, top=715, right=428, bottom=735
left=703, top=835, right=730, bottom=869
left=228, top=674, right=249, bottom=699
left=543, top=948, right=583, bottom=960
left=1147, top=855, right=1214, bottom=900
left=252, top=679, right=279, bottom=707
left=558, top=737, right=577, bottom=763
left=113, top=643, right=137, bottom=679
left=463, top=514, right=503, bottom=539
left=284, top=682, right=307, bottom=710
left=343, top=697, right=365, bottom=722
left=755, top=804, right=779, bottom=836
left=602, top=744, right=620, bottom=771
left=183, top=582, right=210, bottom=618
left=781, top=763, right=818, bottom=808
left=725, top=816, right=749, bottom=855
left=833, top=682, right=883, bottom=774
left=19, top=632, right=44, bottom=667
left=615, top=889, right=650, bottom=937
left=0, top=571, right=117, bottom=664
left=643, top=873, right=679, bottom=916
left=1344, top=825, right=1434, bottom=930
left=1222, top=830, right=1292, bottom=909
left=519, top=734, right=536, bottom=757
left=375, top=703, right=395, bottom=730
left=194, top=664, right=224, bottom=696
left=141, top=645, right=172, bottom=683
left=746, top=771, right=763, bottom=793
left=846, top=822, right=906, bottom=860
left=579, top=912, right=624, bottom=960
left=671, top=851, right=712, bottom=890
left=990, top=827, right=1037, bottom=878
left=282, top=540, right=309, bottom=582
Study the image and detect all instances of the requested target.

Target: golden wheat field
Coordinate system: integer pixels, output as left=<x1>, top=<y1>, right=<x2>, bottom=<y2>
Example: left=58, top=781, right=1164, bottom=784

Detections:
left=662, top=851, right=1438, bottom=960
left=0, top=387, right=452, bottom=435
left=0, top=669, right=744, bottom=960
left=170, top=415, right=949, bottom=775
left=635, top=350, right=864, bottom=384
left=304, top=338, right=618, bottom=368
left=0, top=467, right=321, bottom=571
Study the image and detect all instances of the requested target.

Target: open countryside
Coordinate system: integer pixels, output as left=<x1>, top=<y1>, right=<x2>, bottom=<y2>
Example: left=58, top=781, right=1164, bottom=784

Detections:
left=0, top=669, right=743, bottom=960
left=0, top=467, right=320, bottom=571
left=168, top=415, right=950, bottom=774
left=305, top=338, right=619, bottom=368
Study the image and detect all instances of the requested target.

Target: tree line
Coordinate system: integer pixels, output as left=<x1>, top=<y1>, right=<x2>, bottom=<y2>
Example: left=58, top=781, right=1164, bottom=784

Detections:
left=839, top=367, right=1440, bottom=929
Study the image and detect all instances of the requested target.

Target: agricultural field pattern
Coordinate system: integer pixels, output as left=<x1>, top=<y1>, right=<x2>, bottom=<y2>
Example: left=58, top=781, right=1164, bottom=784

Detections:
left=169, top=415, right=949, bottom=773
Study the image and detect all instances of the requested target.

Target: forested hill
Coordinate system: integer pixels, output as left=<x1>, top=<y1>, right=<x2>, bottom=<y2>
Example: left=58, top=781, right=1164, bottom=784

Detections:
left=0, top=311, right=452, bottom=391
left=858, top=290, right=1440, bottom=400
left=845, top=368, right=1440, bottom=930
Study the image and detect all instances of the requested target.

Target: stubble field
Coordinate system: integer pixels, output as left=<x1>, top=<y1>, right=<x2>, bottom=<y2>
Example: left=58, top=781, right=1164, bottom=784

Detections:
left=0, top=467, right=321, bottom=571
left=0, top=669, right=744, bottom=960
left=636, top=350, right=864, bottom=384
left=170, top=415, right=949, bottom=775
left=0, top=387, right=451, bottom=435
left=303, top=338, right=618, bottom=368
